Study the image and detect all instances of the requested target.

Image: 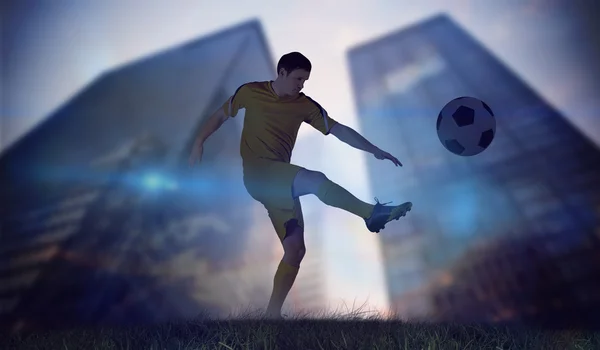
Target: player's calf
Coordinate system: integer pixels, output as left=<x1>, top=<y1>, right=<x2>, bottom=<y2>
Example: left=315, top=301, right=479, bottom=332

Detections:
left=265, top=219, right=304, bottom=320
left=292, top=169, right=374, bottom=219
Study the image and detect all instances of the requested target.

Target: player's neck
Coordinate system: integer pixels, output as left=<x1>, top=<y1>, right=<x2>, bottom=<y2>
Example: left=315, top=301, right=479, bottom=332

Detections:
left=270, top=79, right=285, bottom=97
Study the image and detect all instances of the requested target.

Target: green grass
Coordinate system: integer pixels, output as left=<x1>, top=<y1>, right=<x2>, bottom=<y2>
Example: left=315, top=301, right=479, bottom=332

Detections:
left=3, top=307, right=600, bottom=350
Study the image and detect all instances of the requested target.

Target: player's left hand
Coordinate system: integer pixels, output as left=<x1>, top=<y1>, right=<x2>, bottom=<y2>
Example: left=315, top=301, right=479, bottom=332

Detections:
left=373, top=148, right=402, bottom=167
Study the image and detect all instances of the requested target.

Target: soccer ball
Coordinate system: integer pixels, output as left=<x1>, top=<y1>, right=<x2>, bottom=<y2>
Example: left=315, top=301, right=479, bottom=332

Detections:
left=436, top=96, right=496, bottom=156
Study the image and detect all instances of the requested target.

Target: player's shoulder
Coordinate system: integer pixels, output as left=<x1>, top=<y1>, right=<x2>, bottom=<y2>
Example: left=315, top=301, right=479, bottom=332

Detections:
left=235, top=81, right=270, bottom=94
left=299, top=93, right=326, bottom=112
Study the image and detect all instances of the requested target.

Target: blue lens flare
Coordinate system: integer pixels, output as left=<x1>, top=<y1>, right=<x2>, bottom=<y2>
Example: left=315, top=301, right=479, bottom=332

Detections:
left=142, top=174, right=161, bottom=189
left=141, top=173, right=178, bottom=191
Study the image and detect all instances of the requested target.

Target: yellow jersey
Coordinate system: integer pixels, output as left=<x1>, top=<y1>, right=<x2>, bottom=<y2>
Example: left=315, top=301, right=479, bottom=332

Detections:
left=222, top=81, right=337, bottom=166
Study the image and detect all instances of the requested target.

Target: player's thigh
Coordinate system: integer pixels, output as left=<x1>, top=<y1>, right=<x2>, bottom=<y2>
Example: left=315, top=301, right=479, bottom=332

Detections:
left=244, top=161, right=304, bottom=209
left=266, top=197, right=305, bottom=244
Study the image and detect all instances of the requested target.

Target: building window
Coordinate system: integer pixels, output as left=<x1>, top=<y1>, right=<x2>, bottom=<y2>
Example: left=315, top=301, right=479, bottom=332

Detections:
left=383, top=55, right=446, bottom=96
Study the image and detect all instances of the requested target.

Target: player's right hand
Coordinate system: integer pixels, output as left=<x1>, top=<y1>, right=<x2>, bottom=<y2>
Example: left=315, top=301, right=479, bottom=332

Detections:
left=188, top=142, right=204, bottom=168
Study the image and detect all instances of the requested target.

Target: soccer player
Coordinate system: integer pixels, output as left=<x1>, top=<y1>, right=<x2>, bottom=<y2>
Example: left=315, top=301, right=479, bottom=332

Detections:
left=189, top=52, right=412, bottom=319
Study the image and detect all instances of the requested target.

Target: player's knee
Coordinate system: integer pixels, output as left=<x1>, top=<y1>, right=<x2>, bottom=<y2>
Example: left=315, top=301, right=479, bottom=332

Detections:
left=304, top=170, right=328, bottom=195
left=293, top=169, right=329, bottom=198
left=282, top=222, right=305, bottom=264
left=284, top=243, right=306, bottom=265
left=286, top=240, right=305, bottom=255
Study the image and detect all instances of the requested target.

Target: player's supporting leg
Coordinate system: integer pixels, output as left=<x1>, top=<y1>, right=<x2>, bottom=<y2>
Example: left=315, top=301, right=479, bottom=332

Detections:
left=292, top=169, right=412, bottom=232
left=265, top=219, right=305, bottom=319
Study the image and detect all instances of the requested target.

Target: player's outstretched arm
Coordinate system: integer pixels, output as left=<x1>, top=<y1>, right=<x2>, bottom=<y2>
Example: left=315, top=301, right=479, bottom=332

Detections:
left=188, top=107, right=229, bottom=167
left=329, top=123, right=402, bottom=167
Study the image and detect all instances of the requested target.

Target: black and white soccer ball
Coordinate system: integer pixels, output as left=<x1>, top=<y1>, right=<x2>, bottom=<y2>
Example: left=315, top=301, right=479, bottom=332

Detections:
left=436, top=96, right=496, bottom=156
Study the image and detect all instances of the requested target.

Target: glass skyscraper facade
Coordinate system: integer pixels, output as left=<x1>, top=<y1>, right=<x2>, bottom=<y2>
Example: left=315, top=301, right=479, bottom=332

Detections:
left=0, top=19, right=281, bottom=331
left=347, top=14, right=600, bottom=325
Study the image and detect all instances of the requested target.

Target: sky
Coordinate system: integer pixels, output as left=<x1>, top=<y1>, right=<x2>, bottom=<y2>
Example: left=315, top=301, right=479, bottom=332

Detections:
left=2, top=0, right=600, bottom=315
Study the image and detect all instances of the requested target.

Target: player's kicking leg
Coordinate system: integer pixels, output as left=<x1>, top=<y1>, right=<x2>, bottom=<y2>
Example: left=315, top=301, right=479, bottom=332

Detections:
left=292, top=169, right=412, bottom=233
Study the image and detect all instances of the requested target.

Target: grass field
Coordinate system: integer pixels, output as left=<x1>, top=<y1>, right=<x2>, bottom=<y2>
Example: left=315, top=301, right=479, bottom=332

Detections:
left=2, top=308, right=599, bottom=350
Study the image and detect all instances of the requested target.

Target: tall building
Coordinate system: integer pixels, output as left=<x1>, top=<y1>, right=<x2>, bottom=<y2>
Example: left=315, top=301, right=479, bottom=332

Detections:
left=0, top=19, right=280, bottom=331
left=347, top=14, right=600, bottom=323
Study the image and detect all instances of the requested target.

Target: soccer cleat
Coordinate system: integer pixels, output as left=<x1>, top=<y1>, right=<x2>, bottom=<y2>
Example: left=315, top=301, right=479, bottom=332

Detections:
left=365, top=198, right=412, bottom=233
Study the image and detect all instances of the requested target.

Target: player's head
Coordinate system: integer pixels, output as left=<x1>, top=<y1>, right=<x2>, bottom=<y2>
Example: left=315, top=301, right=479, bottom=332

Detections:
left=275, top=52, right=311, bottom=96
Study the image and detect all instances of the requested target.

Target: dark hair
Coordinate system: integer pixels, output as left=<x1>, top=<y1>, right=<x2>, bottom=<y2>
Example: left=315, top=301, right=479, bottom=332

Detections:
left=277, top=52, right=311, bottom=76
